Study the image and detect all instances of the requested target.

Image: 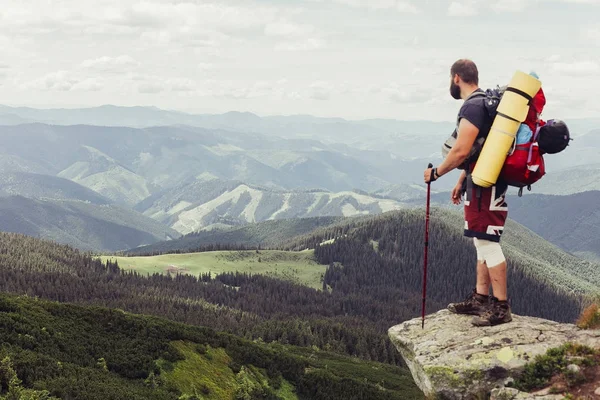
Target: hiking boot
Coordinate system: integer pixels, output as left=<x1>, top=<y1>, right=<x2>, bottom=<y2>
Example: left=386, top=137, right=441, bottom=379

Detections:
left=471, top=297, right=512, bottom=327
left=447, top=289, right=489, bottom=315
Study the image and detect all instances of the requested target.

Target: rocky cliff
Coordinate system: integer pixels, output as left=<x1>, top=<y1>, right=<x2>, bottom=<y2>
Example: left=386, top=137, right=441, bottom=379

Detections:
left=388, top=309, right=600, bottom=399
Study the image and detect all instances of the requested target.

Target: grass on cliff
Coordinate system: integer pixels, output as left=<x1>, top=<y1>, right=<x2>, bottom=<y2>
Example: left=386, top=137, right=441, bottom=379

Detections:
left=510, top=303, right=600, bottom=397
left=512, top=343, right=599, bottom=393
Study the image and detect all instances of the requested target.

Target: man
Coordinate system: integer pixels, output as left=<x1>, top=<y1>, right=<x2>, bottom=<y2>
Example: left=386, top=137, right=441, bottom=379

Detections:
left=423, top=59, right=512, bottom=327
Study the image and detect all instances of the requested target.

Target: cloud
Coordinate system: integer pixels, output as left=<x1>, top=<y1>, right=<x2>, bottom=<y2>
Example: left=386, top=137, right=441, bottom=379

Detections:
left=334, top=0, right=397, bottom=9
left=80, top=55, right=139, bottom=72
left=0, top=63, right=9, bottom=69
left=22, top=71, right=104, bottom=91
left=582, top=26, right=600, bottom=44
left=131, top=75, right=202, bottom=94
left=167, top=78, right=196, bottom=92
left=551, top=60, right=600, bottom=75
left=23, top=71, right=76, bottom=91
left=309, top=81, right=333, bottom=100
left=397, top=2, right=419, bottom=13
left=265, top=19, right=325, bottom=51
left=138, top=82, right=164, bottom=94
left=169, top=28, right=230, bottom=49
left=448, top=1, right=478, bottom=16
left=553, top=0, right=600, bottom=3
left=491, top=0, right=528, bottom=12
left=311, top=0, right=419, bottom=12
left=204, top=80, right=288, bottom=100
left=381, top=85, right=430, bottom=103
left=264, top=20, right=315, bottom=37
left=0, top=1, right=280, bottom=44
left=71, top=78, right=103, bottom=91
left=115, top=2, right=278, bottom=33
left=275, top=38, right=326, bottom=51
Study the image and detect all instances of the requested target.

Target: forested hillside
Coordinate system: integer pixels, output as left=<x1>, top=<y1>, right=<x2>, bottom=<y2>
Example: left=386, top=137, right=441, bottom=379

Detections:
left=0, top=293, right=421, bottom=399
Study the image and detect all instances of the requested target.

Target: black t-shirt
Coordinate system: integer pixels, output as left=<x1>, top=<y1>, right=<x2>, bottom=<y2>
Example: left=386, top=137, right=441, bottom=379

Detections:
left=453, top=89, right=494, bottom=172
left=456, top=89, right=492, bottom=140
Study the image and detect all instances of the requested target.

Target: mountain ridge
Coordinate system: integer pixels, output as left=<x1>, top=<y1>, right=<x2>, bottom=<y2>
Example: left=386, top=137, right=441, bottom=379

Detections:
left=0, top=195, right=179, bottom=252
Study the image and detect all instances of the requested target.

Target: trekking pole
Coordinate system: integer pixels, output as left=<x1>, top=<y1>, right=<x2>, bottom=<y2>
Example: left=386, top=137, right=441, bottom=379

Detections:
left=421, top=163, right=433, bottom=329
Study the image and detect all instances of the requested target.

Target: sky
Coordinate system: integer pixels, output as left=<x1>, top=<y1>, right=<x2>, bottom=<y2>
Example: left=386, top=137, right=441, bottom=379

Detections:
left=0, top=0, right=599, bottom=121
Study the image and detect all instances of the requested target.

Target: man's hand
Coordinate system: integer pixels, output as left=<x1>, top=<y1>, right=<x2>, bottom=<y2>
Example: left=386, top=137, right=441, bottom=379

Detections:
left=424, top=167, right=435, bottom=183
left=451, top=183, right=463, bottom=205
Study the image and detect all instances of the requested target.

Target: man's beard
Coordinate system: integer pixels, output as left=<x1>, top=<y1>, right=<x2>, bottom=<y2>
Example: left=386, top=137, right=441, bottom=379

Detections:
left=450, top=81, right=461, bottom=100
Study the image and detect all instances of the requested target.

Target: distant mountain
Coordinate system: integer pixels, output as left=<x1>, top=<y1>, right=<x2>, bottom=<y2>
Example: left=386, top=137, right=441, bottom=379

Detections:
left=537, top=129, right=600, bottom=171
left=1, top=105, right=597, bottom=178
left=57, top=145, right=152, bottom=205
left=507, top=191, right=600, bottom=261
left=0, top=154, right=47, bottom=174
left=0, top=104, right=454, bottom=137
left=373, top=183, right=430, bottom=201
left=138, top=178, right=407, bottom=234
left=0, top=112, right=34, bottom=125
left=0, top=105, right=458, bottom=169
left=0, top=196, right=179, bottom=252
left=0, top=171, right=179, bottom=251
left=527, top=163, right=600, bottom=195
left=0, top=171, right=111, bottom=204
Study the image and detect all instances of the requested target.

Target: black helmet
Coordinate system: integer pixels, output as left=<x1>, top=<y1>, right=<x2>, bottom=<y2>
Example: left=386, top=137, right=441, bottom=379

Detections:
left=538, top=119, right=571, bottom=155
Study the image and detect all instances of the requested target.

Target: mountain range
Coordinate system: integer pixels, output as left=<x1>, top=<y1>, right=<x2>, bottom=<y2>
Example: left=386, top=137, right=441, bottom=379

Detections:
left=0, top=105, right=597, bottom=253
left=0, top=123, right=448, bottom=204
left=137, top=177, right=410, bottom=234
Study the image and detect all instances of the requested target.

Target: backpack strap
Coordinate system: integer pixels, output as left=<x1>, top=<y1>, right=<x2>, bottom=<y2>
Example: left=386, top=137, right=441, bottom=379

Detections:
left=528, top=123, right=543, bottom=164
left=532, top=123, right=542, bottom=142
left=504, top=87, right=533, bottom=104
left=466, top=91, right=486, bottom=101
left=494, top=88, right=534, bottom=123
left=465, top=170, right=483, bottom=211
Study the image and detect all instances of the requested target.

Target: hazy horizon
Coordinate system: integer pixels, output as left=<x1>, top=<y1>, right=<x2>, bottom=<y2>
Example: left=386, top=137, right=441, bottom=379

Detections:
left=2, top=102, right=600, bottom=124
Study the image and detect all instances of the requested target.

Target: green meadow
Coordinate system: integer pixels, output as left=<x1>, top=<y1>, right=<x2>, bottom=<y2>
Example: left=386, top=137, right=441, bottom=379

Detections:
left=100, top=250, right=327, bottom=290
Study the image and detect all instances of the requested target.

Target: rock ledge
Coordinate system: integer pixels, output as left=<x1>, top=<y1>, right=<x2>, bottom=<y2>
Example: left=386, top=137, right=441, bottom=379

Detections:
left=388, top=310, right=600, bottom=399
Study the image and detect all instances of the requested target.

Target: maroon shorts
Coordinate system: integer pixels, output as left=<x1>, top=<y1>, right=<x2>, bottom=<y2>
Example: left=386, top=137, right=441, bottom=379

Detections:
left=464, top=179, right=508, bottom=243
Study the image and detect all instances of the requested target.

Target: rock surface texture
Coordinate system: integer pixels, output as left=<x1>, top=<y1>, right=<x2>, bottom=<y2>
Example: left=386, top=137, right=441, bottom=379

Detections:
left=388, top=309, right=600, bottom=399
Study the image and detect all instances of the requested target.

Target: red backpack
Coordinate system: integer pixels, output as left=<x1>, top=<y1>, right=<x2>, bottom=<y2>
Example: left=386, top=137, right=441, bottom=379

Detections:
left=499, top=88, right=547, bottom=195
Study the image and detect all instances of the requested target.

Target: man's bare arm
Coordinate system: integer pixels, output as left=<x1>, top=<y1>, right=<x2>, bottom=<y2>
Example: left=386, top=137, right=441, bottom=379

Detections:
left=437, top=118, right=479, bottom=176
